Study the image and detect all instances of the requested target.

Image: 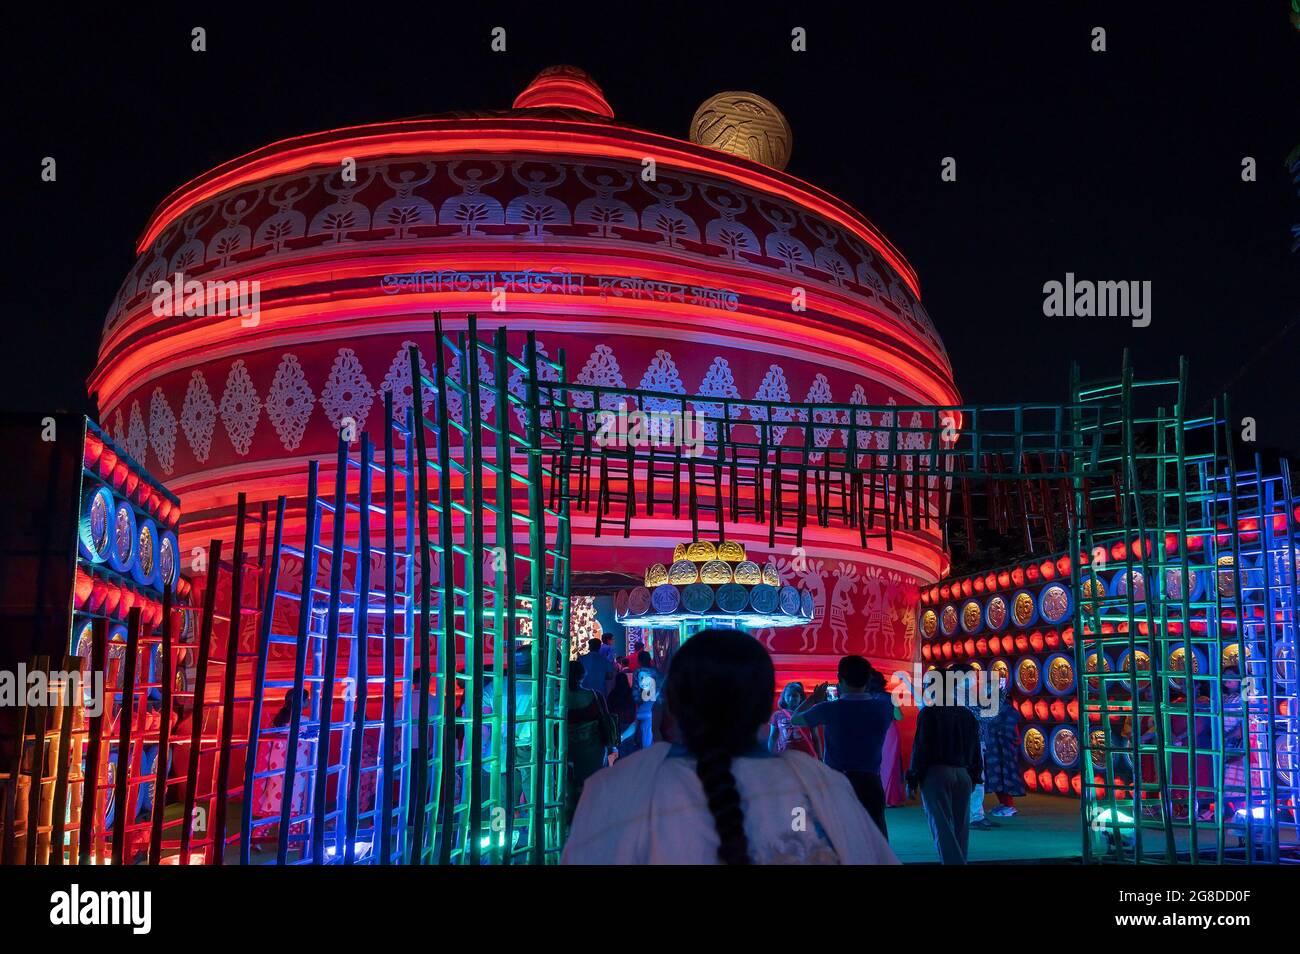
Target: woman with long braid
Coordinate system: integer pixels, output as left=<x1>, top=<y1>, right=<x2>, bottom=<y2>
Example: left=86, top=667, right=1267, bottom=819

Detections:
left=562, top=629, right=897, bottom=865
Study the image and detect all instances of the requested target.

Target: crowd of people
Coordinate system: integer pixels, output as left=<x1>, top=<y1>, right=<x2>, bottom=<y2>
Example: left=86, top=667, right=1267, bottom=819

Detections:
left=562, top=630, right=1026, bottom=865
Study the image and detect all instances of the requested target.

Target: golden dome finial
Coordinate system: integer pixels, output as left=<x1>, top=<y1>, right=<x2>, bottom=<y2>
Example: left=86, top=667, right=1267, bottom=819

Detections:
left=690, top=91, right=792, bottom=170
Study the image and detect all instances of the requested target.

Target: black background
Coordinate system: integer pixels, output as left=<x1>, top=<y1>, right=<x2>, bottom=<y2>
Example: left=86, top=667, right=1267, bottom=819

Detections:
left=4, top=2, right=1297, bottom=450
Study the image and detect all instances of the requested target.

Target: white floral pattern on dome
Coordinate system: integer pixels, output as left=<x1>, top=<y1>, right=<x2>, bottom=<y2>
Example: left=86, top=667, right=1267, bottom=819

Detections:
left=127, top=400, right=148, bottom=464
left=872, top=397, right=897, bottom=459
left=574, top=167, right=636, bottom=239
left=638, top=350, right=687, bottom=442
left=379, top=340, right=434, bottom=421
left=220, top=360, right=262, bottom=455
left=265, top=354, right=316, bottom=451
left=321, top=348, right=376, bottom=434
left=507, top=339, right=560, bottom=429
left=849, top=383, right=873, bottom=456
left=752, top=364, right=793, bottom=444
left=640, top=178, right=699, bottom=248
left=693, top=356, right=743, bottom=442
left=375, top=164, right=437, bottom=240
left=446, top=348, right=496, bottom=424
left=113, top=407, right=127, bottom=454
left=148, top=387, right=177, bottom=474
left=572, top=344, right=628, bottom=420
left=99, top=153, right=953, bottom=374
left=806, top=373, right=842, bottom=458
left=181, top=370, right=217, bottom=462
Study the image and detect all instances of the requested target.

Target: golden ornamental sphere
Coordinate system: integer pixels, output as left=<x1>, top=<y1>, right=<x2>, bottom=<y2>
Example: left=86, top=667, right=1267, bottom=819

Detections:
left=1024, top=728, right=1045, bottom=760
left=644, top=563, right=669, bottom=588
left=690, top=91, right=792, bottom=171
left=668, top=559, right=699, bottom=585
left=717, top=540, right=746, bottom=562
left=686, top=541, right=718, bottom=562
left=1048, top=657, right=1074, bottom=692
left=699, top=559, right=734, bottom=584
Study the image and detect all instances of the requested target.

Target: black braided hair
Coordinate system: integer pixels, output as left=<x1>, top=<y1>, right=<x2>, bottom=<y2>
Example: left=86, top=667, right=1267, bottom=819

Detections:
left=664, top=628, right=776, bottom=865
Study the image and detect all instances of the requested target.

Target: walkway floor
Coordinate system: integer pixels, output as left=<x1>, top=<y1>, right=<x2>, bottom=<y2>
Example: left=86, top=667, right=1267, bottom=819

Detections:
left=887, top=793, right=1083, bottom=864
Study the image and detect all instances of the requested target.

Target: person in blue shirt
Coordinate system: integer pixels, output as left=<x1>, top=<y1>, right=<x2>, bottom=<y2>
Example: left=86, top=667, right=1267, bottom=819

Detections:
left=791, top=654, right=895, bottom=838
left=579, top=637, right=614, bottom=697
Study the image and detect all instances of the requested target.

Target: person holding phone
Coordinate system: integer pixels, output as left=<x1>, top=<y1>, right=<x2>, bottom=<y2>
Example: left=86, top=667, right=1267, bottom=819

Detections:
left=790, top=655, right=895, bottom=838
left=767, top=682, right=820, bottom=758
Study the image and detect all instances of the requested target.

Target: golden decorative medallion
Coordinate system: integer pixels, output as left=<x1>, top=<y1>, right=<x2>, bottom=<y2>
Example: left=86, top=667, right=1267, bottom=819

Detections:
left=1222, top=642, right=1239, bottom=670
left=762, top=563, right=780, bottom=587
left=673, top=543, right=689, bottom=562
left=699, top=559, right=733, bottom=584
left=1048, top=657, right=1074, bottom=692
left=685, top=540, right=718, bottom=562
left=668, top=559, right=699, bottom=585
left=1128, top=649, right=1151, bottom=684
left=962, top=600, right=982, bottom=632
left=717, top=540, right=746, bottom=562
left=1080, top=577, right=1103, bottom=614
left=921, top=609, right=938, bottom=638
left=733, top=560, right=761, bottom=585
left=1168, top=646, right=1200, bottom=674
left=1090, top=729, right=1107, bottom=766
left=1018, top=658, right=1040, bottom=693
left=644, top=563, right=669, bottom=588
left=991, top=659, right=1009, bottom=680
left=1085, top=651, right=1111, bottom=689
left=1217, top=554, right=1237, bottom=597
left=1024, top=727, right=1046, bottom=760
left=689, top=91, right=793, bottom=170
left=1013, top=592, right=1035, bottom=625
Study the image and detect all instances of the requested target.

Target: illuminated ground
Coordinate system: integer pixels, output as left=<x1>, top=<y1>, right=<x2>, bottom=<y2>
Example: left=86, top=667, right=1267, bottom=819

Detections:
left=887, top=793, right=1083, bottom=864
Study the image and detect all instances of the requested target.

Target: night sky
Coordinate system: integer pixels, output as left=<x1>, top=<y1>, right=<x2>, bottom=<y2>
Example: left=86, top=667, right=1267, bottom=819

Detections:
left=6, top=3, right=1297, bottom=452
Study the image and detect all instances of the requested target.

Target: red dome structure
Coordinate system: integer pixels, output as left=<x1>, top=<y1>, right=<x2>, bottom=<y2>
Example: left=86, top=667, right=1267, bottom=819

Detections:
left=90, top=67, right=958, bottom=678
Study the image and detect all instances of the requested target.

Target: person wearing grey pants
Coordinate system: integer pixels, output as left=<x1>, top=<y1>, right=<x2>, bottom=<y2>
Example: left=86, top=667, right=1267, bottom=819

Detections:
left=920, top=765, right=975, bottom=864
left=906, top=668, right=985, bottom=864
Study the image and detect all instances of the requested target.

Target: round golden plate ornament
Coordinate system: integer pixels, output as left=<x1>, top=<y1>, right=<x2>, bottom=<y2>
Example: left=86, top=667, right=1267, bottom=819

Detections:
left=644, top=563, right=669, bottom=587
left=920, top=609, right=938, bottom=638
left=762, top=563, right=781, bottom=587
left=1048, top=656, right=1074, bottom=692
left=668, top=560, right=699, bottom=585
left=717, top=541, right=746, bottom=562
left=1090, top=729, right=1107, bottom=766
left=1023, top=727, right=1046, bottom=761
left=686, top=541, right=718, bottom=562
left=699, top=559, right=734, bottom=585
left=689, top=91, right=793, bottom=171
left=1013, top=592, right=1036, bottom=626
left=733, top=560, right=762, bottom=585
